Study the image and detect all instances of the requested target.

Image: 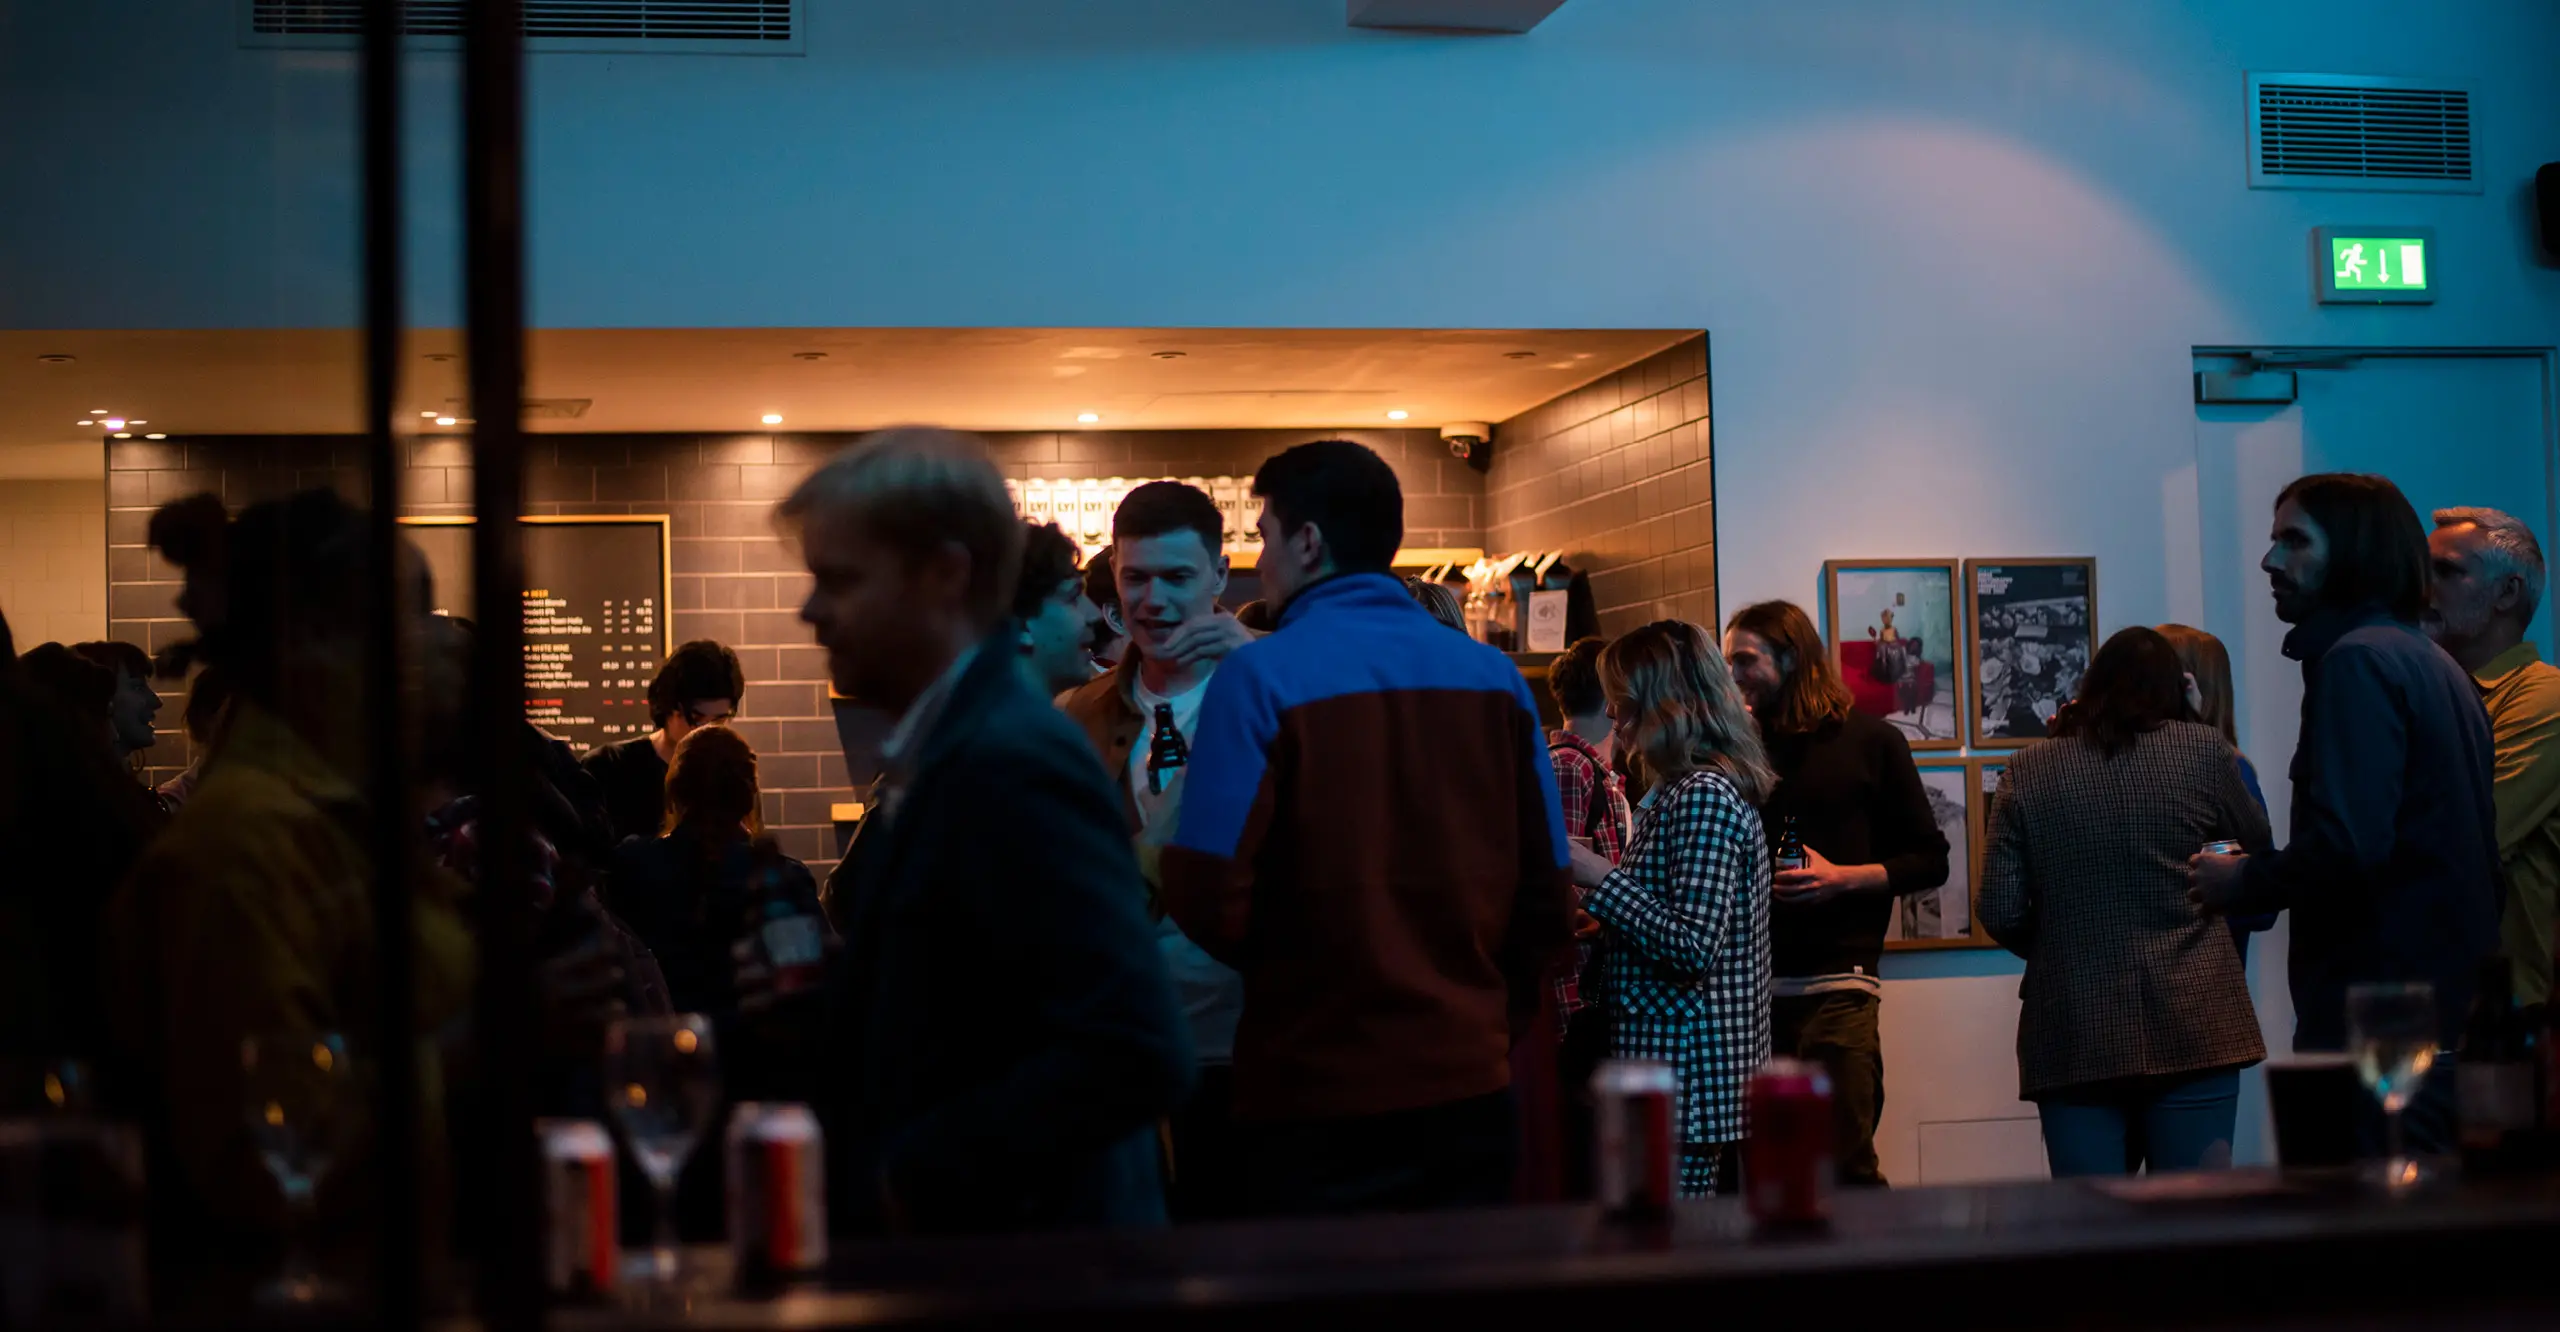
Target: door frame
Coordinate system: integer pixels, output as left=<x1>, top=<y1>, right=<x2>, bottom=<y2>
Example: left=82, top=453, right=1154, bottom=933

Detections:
left=2193, top=342, right=2560, bottom=606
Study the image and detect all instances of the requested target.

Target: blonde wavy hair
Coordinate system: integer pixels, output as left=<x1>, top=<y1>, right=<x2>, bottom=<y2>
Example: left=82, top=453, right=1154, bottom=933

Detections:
left=1599, top=619, right=1776, bottom=806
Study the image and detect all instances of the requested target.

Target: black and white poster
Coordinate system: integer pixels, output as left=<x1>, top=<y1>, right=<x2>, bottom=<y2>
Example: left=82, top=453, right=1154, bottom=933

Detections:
left=1965, top=558, right=2095, bottom=749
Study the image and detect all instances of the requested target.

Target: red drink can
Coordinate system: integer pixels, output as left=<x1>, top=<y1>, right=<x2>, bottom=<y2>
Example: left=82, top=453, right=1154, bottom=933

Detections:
left=538, top=1119, right=618, bottom=1300
left=726, top=1102, right=827, bottom=1289
left=1745, top=1058, right=1834, bottom=1230
left=1591, top=1059, right=1677, bottom=1220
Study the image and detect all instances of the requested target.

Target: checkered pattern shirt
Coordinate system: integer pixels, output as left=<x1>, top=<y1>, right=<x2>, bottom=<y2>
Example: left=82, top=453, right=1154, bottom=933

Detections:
left=1584, top=768, right=1771, bottom=1147
left=1549, top=730, right=1633, bottom=1031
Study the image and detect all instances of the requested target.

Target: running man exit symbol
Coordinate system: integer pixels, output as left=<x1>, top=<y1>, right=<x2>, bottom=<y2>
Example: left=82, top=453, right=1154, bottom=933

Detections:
left=2315, top=228, right=2434, bottom=303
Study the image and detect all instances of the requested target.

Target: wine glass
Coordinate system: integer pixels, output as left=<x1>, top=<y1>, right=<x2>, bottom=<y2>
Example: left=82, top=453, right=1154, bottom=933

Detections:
left=240, top=1031, right=352, bottom=1306
left=604, top=1014, right=720, bottom=1289
left=2346, top=982, right=2438, bottom=1192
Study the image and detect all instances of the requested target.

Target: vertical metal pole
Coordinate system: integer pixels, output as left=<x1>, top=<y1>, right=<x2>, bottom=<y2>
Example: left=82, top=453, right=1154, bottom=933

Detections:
left=362, top=0, right=422, bottom=1326
left=465, top=0, right=539, bottom=1326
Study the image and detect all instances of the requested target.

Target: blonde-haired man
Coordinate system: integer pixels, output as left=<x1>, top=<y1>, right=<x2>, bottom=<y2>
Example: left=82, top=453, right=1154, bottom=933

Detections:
left=768, top=426, right=1192, bottom=1233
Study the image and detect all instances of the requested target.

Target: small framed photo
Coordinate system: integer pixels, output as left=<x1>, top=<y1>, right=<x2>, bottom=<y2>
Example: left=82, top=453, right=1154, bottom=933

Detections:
left=1884, top=758, right=1986, bottom=950
left=1823, top=559, right=1962, bottom=751
left=1964, top=557, right=2097, bottom=749
left=1972, top=758, right=2007, bottom=888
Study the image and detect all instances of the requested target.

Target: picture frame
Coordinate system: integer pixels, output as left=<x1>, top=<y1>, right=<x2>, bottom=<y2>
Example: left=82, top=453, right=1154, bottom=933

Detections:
left=1963, top=557, right=2098, bottom=750
left=1823, top=559, right=1963, bottom=752
left=1972, top=758, right=2007, bottom=891
left=1883, top=757, right=1988, bottom=951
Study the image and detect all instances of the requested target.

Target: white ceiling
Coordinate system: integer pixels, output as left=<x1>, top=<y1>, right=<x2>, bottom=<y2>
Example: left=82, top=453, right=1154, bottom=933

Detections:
left=0, top=327, right=1689, bottom=475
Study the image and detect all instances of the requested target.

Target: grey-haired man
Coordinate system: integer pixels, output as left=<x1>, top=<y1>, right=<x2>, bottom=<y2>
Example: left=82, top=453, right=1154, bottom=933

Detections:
left=2427, top=506, right=2560, bottom=1005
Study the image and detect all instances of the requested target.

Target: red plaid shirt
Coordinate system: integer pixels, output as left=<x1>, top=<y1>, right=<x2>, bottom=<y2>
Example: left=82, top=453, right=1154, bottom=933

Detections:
left=1548, top=729, right=1633, bottom=1034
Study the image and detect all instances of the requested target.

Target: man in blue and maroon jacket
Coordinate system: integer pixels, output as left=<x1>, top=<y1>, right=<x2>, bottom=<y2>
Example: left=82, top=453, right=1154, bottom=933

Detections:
left=1162, top=439, right=1575, bottom=1217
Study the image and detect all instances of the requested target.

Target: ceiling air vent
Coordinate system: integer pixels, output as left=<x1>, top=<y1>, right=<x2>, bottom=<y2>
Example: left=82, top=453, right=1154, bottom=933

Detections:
left=2248, top=73, right=2478, bottom=194
left=243, top=0, right=801, bottom=54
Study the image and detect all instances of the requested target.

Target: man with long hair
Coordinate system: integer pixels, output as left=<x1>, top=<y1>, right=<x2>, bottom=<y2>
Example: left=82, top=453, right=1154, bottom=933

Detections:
left=2192, top=474, right=2497, bottom=1148
left=1722, top=600, right=1948, bottom=1187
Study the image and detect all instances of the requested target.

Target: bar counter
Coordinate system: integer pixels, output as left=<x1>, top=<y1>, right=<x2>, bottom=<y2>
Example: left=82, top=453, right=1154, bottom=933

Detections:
left=538, top=1170, right=2560, bottom=1331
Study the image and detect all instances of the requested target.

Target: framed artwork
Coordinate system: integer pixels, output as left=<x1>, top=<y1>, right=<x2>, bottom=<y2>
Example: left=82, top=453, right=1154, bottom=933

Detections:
left=1824, top=559, right=1962, bottom=751
left=1884, top=758, right=1986, bottom=950
left=1972, top=758, right=2007, bottom=890
left=1964, top=557, right=2097, bottom=749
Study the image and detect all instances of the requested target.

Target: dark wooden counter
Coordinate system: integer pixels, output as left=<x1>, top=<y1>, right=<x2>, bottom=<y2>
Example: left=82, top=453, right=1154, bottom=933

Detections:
left=554, top=1170, right=2560, bottom=1330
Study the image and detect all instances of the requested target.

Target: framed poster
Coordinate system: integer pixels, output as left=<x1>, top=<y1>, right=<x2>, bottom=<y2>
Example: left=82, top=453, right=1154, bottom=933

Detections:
left=1884, top=758, right=1985, bottom=950
left=1964, top=557, right=2097, bottom=749
left=1972, top=758, right=2007, bottom=889
left=1823, top=559, right=1961, bottom=751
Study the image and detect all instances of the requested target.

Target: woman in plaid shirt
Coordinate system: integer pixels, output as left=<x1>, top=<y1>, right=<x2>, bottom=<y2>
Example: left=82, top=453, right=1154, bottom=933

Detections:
left=1567, top=620, right=1776, bottom=1195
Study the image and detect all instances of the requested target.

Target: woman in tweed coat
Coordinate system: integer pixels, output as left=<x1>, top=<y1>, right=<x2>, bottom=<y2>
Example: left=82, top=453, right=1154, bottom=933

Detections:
left=1979, top=627, right=2273, bottom=1177
left=1567, top=620, right=1775, bottom=1195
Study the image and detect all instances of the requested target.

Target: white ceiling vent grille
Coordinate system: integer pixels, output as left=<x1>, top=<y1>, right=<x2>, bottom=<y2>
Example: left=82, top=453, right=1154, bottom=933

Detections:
left=243, top=1, right=801, bottom=54
left=2248, top=73, right=2478, bottom=194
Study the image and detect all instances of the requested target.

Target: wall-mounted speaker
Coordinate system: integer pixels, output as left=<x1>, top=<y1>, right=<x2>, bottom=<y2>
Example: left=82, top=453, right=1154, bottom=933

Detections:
left=2538, top=162, right=2560, bottom=264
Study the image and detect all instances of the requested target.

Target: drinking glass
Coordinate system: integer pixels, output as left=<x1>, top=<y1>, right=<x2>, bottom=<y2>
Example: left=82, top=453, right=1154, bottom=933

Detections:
left=2346, top=982, right=2438, bottom=1192
left=603, top=1014, right=720, bottom=1287
left=240, top=1031, right=352, bottom=1306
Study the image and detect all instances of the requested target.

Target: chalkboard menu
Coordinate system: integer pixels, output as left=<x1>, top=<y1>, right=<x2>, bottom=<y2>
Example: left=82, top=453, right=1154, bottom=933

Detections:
left=401, top=516, right=672, bottom=757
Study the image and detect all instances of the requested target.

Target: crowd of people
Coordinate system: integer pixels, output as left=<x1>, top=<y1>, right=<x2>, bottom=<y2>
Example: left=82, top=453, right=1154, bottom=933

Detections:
left=0, top=427, right=2549, bottom=1290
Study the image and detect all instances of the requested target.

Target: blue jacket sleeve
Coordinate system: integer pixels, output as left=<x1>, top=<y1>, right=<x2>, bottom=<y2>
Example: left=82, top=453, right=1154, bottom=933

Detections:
left=1161, top=652, right=1282, bottom=964
left=2236, top=645, right=2406, bottom=914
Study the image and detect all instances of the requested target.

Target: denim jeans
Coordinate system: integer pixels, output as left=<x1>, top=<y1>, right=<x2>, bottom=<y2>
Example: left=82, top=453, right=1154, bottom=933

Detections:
left=2036, top=1068, right=2242, bottom=1177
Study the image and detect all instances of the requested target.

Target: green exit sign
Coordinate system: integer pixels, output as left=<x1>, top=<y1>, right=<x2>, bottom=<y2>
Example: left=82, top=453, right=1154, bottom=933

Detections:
left=2314, top=226, right=2435, bottom=304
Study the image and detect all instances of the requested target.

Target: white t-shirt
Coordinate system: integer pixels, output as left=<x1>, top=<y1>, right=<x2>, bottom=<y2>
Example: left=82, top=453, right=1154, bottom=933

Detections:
left=1126, top=670, right=1242, bottom=1064
left=1128, top=674, right=1211, bottom=835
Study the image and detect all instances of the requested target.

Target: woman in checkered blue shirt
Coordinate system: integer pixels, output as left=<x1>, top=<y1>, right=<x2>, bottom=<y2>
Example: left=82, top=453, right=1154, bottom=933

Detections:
left=1566, top=620, right=1776, bottom=1195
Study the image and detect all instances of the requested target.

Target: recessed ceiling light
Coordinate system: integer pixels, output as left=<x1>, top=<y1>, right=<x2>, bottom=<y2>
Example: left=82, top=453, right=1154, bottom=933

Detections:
left=89, top=409, right=108, bottom=415
left=74, top=419, right=93, bottom=426
left=1076, top=412, right=1101, bottom=424
left=103, top=418, right=125, bottom=429
left=144, top=433, right=166, bottom=440
left=128, top=419, right=146, bottom=425
left=1387, top=410, right=1410, bottom=421
left=113, top=432, right=132, bottom=439
left=420, top=410, right=438, bottom=418
left=435, top=416, right=457, bottom=427
left=761, top=413, right=784, bottom=425
left=35, top=354, right=74, bottom=364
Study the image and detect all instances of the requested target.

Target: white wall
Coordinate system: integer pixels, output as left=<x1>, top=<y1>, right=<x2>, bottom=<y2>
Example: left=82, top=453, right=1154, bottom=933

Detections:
left=6, top=0, right=2560, bottom=1180
left=0, top=479, right=106, bottom=649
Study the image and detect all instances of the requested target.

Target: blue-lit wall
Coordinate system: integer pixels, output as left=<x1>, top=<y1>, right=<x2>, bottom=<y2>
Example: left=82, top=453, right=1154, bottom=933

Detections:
left=8, top=0, right=2558, bottom=1180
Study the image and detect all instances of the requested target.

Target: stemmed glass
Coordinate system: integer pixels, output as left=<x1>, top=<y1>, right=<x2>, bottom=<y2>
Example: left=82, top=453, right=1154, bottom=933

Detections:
left=2346, top=982, right=2439, bottom=1193
left=603, top=1014, right=721, bottom=1289
left=241, top=1031, right=352, bottom=1306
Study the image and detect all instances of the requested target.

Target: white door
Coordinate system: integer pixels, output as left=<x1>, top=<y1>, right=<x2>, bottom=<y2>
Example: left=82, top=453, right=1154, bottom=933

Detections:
left=2194, top=352, right=2555, bottom=1166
